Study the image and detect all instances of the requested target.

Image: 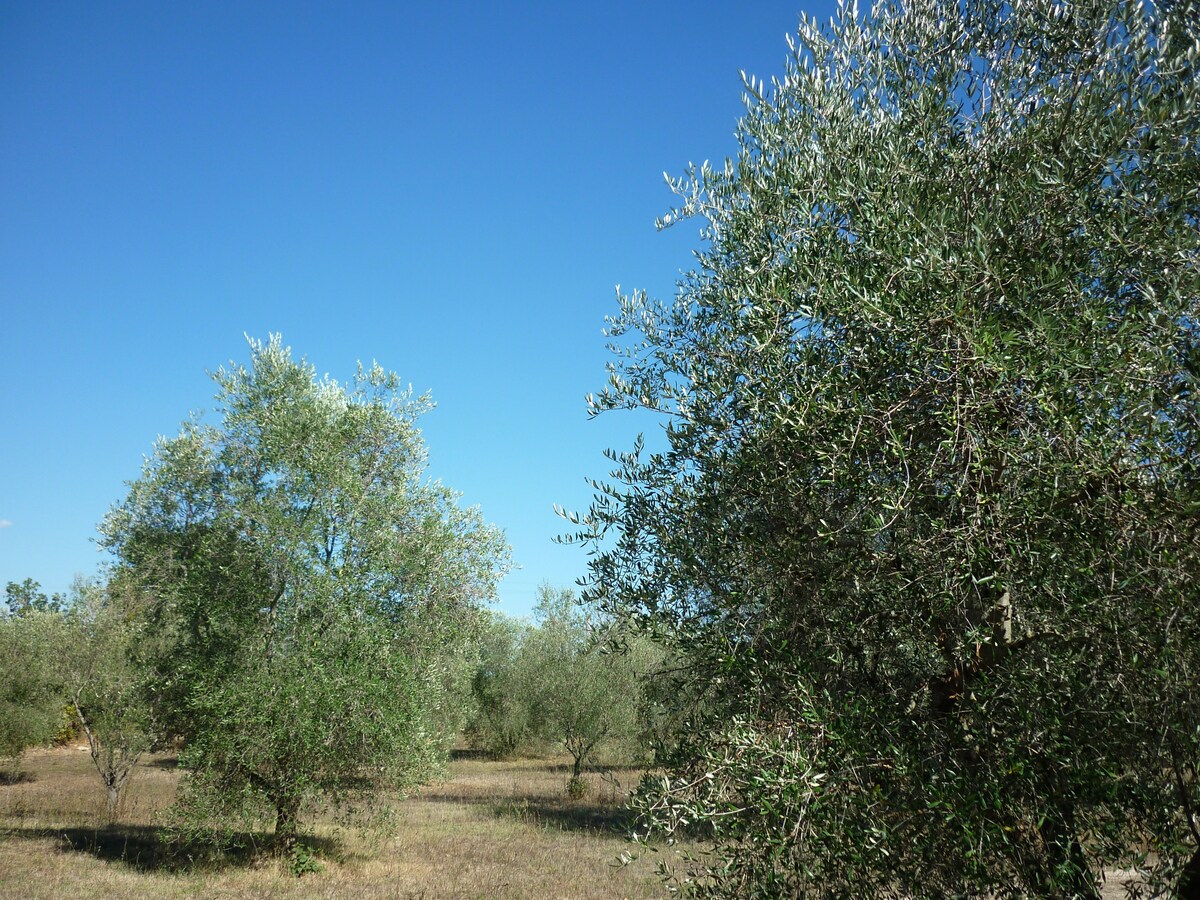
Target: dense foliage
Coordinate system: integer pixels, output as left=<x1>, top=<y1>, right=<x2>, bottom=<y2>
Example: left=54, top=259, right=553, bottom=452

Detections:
left=571, top=0, right=1200, bottom=896
left=101, top=336, right=508, bottom=850
left=466, top=610, right=536, bottom=759
left=0, top=600, right=63, bottom=765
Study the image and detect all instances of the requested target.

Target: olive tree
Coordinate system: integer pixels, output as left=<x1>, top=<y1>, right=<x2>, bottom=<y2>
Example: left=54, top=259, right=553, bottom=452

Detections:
left=522, top=584, right=647, bottom=788
left=465, top=610, right=535, bottom=758
left=59, top=574, right=157, bottom=821
left=0, top=604, right=63, bottom=770
left=101, top=336, right=508, bottom=852
left=571, top=1, right=1200, bottom=896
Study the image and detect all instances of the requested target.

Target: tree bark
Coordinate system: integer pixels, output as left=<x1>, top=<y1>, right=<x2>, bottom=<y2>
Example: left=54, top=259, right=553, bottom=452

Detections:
left=1177, top=846, right=1200, bottom=900
left=1037, top=804, right=1099, bottom=900
left=105, top=781, right=121, bottom=820
left=274, top=796, right=300, bottom=856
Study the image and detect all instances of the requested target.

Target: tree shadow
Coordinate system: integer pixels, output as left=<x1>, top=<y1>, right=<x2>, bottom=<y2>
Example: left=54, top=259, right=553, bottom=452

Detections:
left=541, top=762, right=644, bottom=775
left=491, top=798, right=637, bottom=833
left=54, top=825, right=188, bottom=872
left=448, top=748, right=493, bottom=761
left=5, top=823, right=339, bottom=873
left=414, top=790, right=635, bottom=834
left=0, top=769, right=36, bottom=785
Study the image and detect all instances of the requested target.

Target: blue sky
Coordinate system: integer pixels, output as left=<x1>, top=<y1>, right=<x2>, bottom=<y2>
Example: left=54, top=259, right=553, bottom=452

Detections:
left=1, top=1, right=835, bottom=616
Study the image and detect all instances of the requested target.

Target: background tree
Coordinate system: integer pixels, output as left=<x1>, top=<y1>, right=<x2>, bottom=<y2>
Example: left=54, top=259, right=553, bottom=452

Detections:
left=59, top=573, right=157, bottom=821
left=101, top=336, right=508, bottom=853
left=0, top=604, right=63, bottom=770
left=4, top=578, right=65, bottom=616
left=572, top=1, right=1200, bottom=896
left=465, top=610, right=536, bottom=759
left=522, top=584, right=648, bottom=791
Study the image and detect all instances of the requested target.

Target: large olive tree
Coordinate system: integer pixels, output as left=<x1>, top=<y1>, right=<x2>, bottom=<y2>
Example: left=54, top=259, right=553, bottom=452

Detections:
left=572, top=1, right=1200, bottom=896
left=102, top=336, right=508, bottom=852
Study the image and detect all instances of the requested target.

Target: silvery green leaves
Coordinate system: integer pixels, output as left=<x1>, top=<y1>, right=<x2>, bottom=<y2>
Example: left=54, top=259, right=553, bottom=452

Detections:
left=579, top=1, right=1199, bottom=896
left=102, top=336, right=509, bottom=852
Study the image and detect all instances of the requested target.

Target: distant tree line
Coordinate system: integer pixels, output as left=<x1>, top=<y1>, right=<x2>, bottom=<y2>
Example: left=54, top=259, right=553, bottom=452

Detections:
left=464, top=583, right=663, bottom=792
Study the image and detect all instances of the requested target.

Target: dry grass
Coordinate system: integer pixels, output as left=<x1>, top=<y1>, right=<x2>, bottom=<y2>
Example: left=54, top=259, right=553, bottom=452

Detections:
left=0, top=747, right=676, bottom=899
left=0, top=749, right=1148, bottom=898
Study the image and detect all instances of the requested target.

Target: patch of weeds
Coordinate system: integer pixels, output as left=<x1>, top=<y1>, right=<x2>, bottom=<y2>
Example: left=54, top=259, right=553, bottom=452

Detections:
left=493, top=798, right=541, bottom=827
left=0, top=766, right=34, bottom=786
left=567, top=776, right=589, bottom=800
left=287, top=841, right=325, bottom=877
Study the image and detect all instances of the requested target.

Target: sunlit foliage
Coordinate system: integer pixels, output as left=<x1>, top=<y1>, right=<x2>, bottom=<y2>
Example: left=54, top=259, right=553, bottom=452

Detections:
left=573, top=1, right=1200, bottom=895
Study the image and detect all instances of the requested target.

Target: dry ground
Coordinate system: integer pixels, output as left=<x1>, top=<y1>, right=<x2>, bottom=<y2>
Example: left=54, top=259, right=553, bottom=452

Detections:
left=0, top=749, right=1145, bottom=898
left=0, top=748, right=678, bottom=899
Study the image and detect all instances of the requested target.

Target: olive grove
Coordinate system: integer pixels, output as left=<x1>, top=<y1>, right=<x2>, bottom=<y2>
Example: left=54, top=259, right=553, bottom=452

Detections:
left=466, top=584, right=659, bottom=786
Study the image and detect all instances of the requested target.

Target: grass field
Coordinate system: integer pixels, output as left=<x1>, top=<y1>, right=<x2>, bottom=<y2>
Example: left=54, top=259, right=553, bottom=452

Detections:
left=0, top=747, right=678, bottom=899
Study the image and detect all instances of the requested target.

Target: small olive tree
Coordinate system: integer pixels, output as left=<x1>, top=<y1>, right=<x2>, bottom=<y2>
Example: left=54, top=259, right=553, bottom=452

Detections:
left=59, top=574, right=157, bottom=820
left=102, top=336, right=508, bottom=852
left=522, top=584, right=647, bottom=789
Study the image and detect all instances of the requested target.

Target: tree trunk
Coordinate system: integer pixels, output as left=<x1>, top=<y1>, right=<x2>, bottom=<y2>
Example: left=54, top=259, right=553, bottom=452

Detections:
left=75, top=701, right=135, bottom=825
left=274, top=796, right=300, bottom=856
left=1177, top=846, right=1200, bottom=900
left=572, top=755, right=582, bottom=780
left=101, top=759, right=132, bottom=823
left=1037, top=805, right=1099, bottom=900
left=105, top=781, right=121, bottom=821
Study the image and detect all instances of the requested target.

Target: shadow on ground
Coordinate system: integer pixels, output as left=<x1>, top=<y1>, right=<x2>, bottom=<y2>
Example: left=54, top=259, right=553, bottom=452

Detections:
left=413, top=791, right=635, bottom=834
left=492, top=798, right=636, bottom=833
left=540, top=763, right=643, bottom=775
left=4, top=823, right=340, bottom=873
left=448, top=748, right=493, bottom=762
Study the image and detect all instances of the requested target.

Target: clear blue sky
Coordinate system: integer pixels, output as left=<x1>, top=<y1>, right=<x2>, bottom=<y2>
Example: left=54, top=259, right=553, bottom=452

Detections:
left=1, top=0, right=836, bottom=617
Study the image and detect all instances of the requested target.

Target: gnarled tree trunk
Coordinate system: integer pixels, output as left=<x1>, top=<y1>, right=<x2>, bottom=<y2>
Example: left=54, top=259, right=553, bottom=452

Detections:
left=274, top=794, right=300, bottom=856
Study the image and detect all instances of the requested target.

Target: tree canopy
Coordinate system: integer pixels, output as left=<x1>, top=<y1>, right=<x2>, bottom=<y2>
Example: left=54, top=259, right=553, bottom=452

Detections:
left=572, top=0, right=1200, bottom=896
left=4, top=578, right=65, bottom=616
left=101, top=336, right=509, bottom=851
left=0, top=606, right=63, bottom=765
